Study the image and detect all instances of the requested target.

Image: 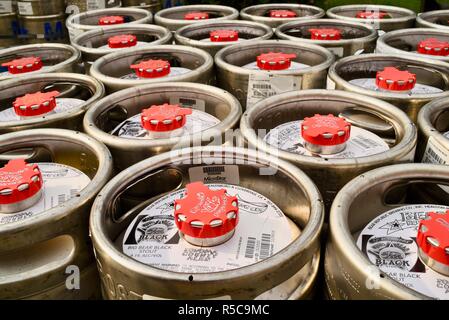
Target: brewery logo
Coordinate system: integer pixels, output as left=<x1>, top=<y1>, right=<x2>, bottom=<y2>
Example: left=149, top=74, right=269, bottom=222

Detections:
left=436, top=279, right=449, bottom=294
left=379, top=211, right=426, bottom=235
left=156, top=202, right=175, bottom=214
left=112, top=120, right=146, bottom=138
left=366, top=236, right=414, bottom=270
left=236, top=194, right=268, bottom=215
left=182, top=248, right=218, bottom=262
left=136, top=215, right=176, bottom=243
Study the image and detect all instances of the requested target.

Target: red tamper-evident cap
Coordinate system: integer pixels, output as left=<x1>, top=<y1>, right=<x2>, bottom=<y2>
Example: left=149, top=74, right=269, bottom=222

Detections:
left=2, top=56, right=42, bottom=74
left=309, top=28, right=342, bottom=41
left=257, top=52, right=297, bottom=71
left=417, top=210, right=449, bottom=270
left=108, top=34, right=137, bottom=48
left=99, top=16, right=124, bottom=25
left=376, top=67, right=416, bottom=91
left=174, top=182, right=239, bottom=240
left=269, top=10, right=297, bottom=18
left=0, top=159, right=42, bottom=206
left=302, top=114, right=351, bottom=146
left=210, top=30, right=239, bottom=42
left=130, top=59, right=171, bottom=78
left=418, top=38, right=449, bottom=56
left=141, top=103, right=192, bottom=132
left=13, top=91, right=59, bottom=117
left=184, top=12, right=209, bottom=20
left=356, top=10, right=389, bottom=19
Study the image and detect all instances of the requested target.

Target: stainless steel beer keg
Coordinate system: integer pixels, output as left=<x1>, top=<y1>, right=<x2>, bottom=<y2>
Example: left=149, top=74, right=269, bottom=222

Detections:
left=18, top=13, right=68, bottom=44
left=66, top=0, right=121, bottom=13
left=416, top=10, right=449, bottom=31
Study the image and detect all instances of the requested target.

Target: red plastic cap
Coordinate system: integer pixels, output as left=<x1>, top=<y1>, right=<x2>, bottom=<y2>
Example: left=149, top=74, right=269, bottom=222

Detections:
left=108, top=34, right=137, bottom=48
left=417, top=210, right=449, bottom=267
left=130, top=59, right=171, bottom=78
left=141, top=103, right=192, bottom=132
left=184, top=12, right=209, bottom=20
left=309, top=28, right=342, bottom=41
left=302, top=114, right=351, bottom=146
left=0, top=159, right=43, bottom=205
left=174, top=182, right=239, bottom=239
left=376, top=67, right=416, bottom=91
left=418, top=38, right=449, bottom=56
left=269, top=10, right=297, bottom=18
left=99, top=16, right=124, bottom=25
left=2, top=56, right=42, bottom=74
left=356, top=10, right=389, bottom=19
left=256, top=52, right=297, bottom=71
left=210, top=30, right=239, bottom=42
left=13, top=91, right=59, bottom=117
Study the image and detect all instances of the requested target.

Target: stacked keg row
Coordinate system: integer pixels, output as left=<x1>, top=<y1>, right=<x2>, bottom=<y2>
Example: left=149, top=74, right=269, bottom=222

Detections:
left=0, top=3, right=449, bottom=301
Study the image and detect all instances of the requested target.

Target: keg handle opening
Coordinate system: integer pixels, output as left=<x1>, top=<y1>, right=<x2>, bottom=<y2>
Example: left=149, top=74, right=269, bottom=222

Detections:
left=0, top=147, right=53, bottom=164
left=432, top=108, right=449, bottom=133
left=382, top=180, right=449, bottom=207
left=406, top=64, right=449, bottom=90
left=42, top=82, right=89, bottom=99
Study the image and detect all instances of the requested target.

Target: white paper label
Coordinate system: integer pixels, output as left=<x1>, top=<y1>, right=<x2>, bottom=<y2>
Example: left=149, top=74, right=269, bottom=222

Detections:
left=121, top=67, right=191, bottom=80
left=122, top=184, right=296, bottom=273
left=17, top=2, right=33, bottom=15
left=349, top=78, right=443, bottom=95
left=264, top=121, right=389, bottom=159
left=188, top=165, right=240, bottom=185
left=0, top=98, right=85, bottom=122
left=357, top=204, right=449, bottom=299
left=422, top=135, right=449, bottom=165
left=0, top=1, right=13, bottom=13
left=87, top=0, right=106, bottom=10
left=0, top=163, right=91, bottom=225
left=110, top=109, right=220, bottom=139
left=169, top=97, right=206, bottom=112
left=247, top=73, right=301, bottom=109
left=327, top=46, right=344, bottom=58
left=326, top=76, right=336, bottom=90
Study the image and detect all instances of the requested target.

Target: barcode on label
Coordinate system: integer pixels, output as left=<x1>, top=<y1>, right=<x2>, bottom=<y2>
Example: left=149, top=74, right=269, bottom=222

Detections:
left=245, top=237, right=256, bottom=259
left=253, top=84, right=272, bottom=90
left=203, top=166, right=225, bottom=175
left=57, top=194, right=66, bottom=205
left=254, top=91, right=277, bottom=98
left=259, top=233, right=271, bottom=260
left=70, top=189, right=78, bottom=198
left=424, top=148, right=447, bottom=165
left=352, top=136, right=380, bottom=149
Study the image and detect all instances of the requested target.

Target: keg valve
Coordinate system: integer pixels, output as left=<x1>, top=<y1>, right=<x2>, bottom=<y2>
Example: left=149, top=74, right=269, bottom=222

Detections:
left=269, top=10, right=297, bottom=18
left=301, top=114, right=351, bottom=155
left=309, top=28, right=342, bottom=41
left=0, top=159, right=43, bottom=214
left=2, top=56, right=42, bottom=75
left=99, top=16, right=124, bottom=25
left=174, top=182, right=239, bottom=247
left=417, top=210, right=449, bottom=276
left=131, top=59, right=171, bottom=78
left=13, top=91, right=60, bottom=118
left=210, top=30, right=239, bottom=42
left=417, top=38, right=449, bottom=57
left=356, top=10, right=389, bottom=19
left=141, top=103, right=192, bottom=139
left=184, top=12, right=209, bottom=20
left=376, top=67, right=416, bottom=93
left=108, top=34, right=137, bottom=49
left=256, top=52, right=297, bottom=71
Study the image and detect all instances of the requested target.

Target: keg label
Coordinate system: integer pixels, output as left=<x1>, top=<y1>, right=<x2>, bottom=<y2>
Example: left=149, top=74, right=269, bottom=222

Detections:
left=327, top=47, right=344, bottom=58
left=188, top=165, right=240, bottom=185
left=357, top=204, right=449, bottom=299
left=0, top=1, right=12, bottom=13
left=169, top=97, right=206, bottom=112
left=326, top=76, right=336, bottom=90
left=122, top=184, right=295, bottom=273
left=110, top=109, right=220, bottom=138
left=349, top=78, right=443, bottom=95
left=17, top=1, right=33, bottom=15
left=247, top=73, right=301, bottom=109
left=0, top=98, right=85, bottom=122
left=0, top=163, right=91, bottom=224
left=87, top=0, right=106, bottom=10
left=263, top=121, right=389, bottom=159
left=422, top=134, right=449, bottom=165
left=121, top=67, right=191, bottom=80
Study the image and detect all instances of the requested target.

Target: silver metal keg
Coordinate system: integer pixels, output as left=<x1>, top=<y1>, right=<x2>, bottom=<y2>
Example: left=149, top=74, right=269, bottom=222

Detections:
left=66, top=7, right=152, bottom=43
left=154, top=5, right=239, bottom=32
left=275, top=19, right=377, bottom=59
left=326, top=54, right=449, bottom=123
left=240, top=89, right=417, bottom=209
left=326, top=164, right=449, bottom=299
left=0, top=73, right=104, bottom=134
left=0, top=43, right=82, bottom=80
left=18, top=13, right=68, bottom=44
left=66, top=0, right=121, bottom=13
left=240, top=4, right=325, bottom=29
left=72, top=24, right=172, bottom=66
left=174, top=20, right=273, bottom=57
left=89, top=44, right=214, bottom=93
left=416, top=10, right=449, bottom=31
left=326, top=5, right=416, bottom=34
left=0, top=128, right=113, bottom=299
left=214, top=40, right=334, bottom=110
left=90, top=146, right=324, bottom=300
left=17, top=0, right=65, bottom=16
left=83, top=82, right=241, bottom=171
